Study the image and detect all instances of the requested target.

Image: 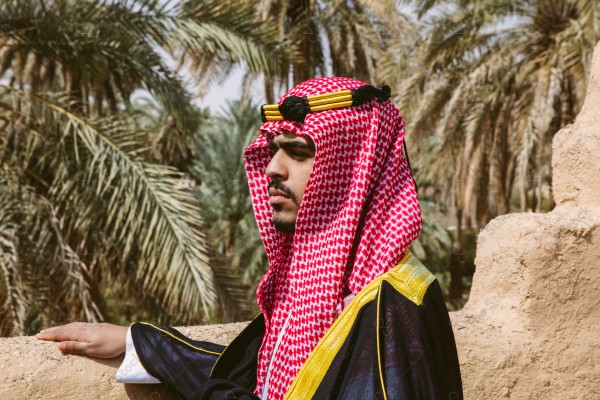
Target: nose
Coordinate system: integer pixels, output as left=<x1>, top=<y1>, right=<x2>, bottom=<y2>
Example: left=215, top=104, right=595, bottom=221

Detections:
left=265, top=150, right=288, bottom=180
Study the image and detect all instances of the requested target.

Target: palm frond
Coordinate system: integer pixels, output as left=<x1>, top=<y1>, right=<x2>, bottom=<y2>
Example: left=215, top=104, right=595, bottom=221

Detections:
left=0, top=179, right=28, bottom=336
left=1, top=84, right=225, bottom=323
left=191, top=100, right=267, bottom=319
left=386, top=0, right=599, bottom=221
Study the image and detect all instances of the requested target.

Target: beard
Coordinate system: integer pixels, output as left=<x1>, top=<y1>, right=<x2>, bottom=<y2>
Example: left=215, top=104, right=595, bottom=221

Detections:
left=273, top=214, right=296, bottom=234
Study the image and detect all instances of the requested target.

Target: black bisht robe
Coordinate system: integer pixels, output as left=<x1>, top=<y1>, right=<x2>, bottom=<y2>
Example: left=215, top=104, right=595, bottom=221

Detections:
left=131, top=254, right=463, bottom=399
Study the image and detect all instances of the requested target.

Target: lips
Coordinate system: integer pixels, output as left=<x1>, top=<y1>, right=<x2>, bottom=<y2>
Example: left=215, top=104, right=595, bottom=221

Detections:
left=269, top=188, right=290, bottom=205
left=269, top=188, right=290, bottom=198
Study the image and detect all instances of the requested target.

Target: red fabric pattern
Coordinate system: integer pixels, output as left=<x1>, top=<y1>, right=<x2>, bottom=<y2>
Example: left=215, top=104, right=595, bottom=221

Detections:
left=243, top=77, right=422, bottom=399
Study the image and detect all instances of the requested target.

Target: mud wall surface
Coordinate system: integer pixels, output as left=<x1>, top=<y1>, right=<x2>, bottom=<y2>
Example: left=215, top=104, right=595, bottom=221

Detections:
left=450, top=41, right=600, bottom=399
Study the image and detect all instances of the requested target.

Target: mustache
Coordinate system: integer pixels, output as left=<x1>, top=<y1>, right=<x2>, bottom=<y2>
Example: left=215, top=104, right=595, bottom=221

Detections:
left=268, top=180, right=299, bottom=205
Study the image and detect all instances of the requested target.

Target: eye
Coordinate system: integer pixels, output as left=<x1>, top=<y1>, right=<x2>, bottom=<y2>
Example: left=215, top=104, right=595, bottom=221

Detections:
left=289, top=151, right=309, bottom=160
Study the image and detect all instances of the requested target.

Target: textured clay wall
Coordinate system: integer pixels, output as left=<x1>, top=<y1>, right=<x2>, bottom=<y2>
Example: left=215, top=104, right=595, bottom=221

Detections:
left=450, top=41, right=600, bottom=399
left=1, top=43, right=599, bottom=400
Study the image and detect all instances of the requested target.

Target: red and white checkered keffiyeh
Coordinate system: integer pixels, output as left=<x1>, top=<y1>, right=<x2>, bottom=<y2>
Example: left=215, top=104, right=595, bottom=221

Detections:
left=243, top=77, right=422, bottom=399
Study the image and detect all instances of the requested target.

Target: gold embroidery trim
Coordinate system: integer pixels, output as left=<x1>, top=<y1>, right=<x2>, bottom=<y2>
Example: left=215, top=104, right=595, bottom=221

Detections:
left=137, top=322, right=221, bottom=356
left=376, top=285, right=388, bottom=400
left=283, top=252, right=435, bottom=399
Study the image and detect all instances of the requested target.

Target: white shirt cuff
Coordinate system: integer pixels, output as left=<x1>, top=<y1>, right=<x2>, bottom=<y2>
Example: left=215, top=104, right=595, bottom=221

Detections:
left=115, top=325, right=160, bottom=384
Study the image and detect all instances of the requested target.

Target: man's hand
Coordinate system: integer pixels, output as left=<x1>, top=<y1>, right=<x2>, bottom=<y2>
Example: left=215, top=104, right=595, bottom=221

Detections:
left=36, top=322, right=128, bottom=359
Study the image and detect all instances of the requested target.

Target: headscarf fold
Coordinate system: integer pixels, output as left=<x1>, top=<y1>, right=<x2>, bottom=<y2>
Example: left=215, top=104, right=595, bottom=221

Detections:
left=243, top=77, right=422, bottom=399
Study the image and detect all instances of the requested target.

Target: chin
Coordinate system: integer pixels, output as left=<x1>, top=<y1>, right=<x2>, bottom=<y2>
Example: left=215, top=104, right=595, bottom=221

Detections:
left=273, top=217, right=296, bottom=234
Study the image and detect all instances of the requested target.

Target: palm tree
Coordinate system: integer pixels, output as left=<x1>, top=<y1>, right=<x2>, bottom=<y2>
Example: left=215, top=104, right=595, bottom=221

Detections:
left=380, top=0, right=600, bottom=304
left=243, top=0, right=412, bottom=102
left=0, top=0, right=287, bottom=336
left=0, top=0, right=284, bottom=170
left=191, top=101, right=268, bottom=320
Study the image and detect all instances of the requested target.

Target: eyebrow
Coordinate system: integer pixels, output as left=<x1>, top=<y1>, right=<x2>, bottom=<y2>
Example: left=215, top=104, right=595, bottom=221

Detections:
left=268, top=138, right=315, bottom=153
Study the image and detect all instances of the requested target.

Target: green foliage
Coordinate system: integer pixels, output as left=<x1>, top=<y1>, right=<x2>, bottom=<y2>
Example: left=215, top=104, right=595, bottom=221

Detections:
left=382, top=0, right=600, bottom=226
left=0, top=86, right=224, bottom=333
left=411, top=200, right=453, bottom=267
left=3, top=0, right=596, bottom=334
left=0, top=0, right=288, bottom=336
left=191, top=101, right=267, bottom=320
left=245, top=0, right=411, bottom=100
left=380, top=0, right=600, bottom=306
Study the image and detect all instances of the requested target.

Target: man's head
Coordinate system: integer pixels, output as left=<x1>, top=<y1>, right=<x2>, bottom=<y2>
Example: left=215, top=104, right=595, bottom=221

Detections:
left=265, top=131, right=315, bottom=233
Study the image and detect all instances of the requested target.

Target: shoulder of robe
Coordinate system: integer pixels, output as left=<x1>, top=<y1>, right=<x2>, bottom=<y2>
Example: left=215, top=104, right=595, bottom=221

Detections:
left=378, top=251, right=436, bottom=306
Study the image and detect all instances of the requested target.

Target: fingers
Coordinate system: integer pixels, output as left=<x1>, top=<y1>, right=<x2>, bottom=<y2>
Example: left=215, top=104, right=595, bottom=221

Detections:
left=36, top=323, right=96, bottom=357
left=36, top=322, right=93, bottom=342
left=36, top=328, right=62, bottom=341
left=57, top=341, right=90, bottom=355
left=36, top=323, right=127, bottom=359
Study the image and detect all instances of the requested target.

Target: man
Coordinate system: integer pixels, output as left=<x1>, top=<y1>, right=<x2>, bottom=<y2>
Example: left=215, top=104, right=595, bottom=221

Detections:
left=37, top=77, right=463, bottom=399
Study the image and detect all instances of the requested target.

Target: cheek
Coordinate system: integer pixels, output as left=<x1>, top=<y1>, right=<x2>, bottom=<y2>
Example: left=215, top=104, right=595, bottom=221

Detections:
left=297, top=161, right=315, bottom=199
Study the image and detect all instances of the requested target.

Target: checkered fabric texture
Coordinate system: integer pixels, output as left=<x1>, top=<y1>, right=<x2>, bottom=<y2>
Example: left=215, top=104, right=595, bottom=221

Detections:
left=243, top=77, right=422, bottom=399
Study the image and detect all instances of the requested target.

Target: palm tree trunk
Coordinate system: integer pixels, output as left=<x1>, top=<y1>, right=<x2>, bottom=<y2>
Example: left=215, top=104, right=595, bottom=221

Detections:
left=449, top=208, right=465, bottom=308
left=290, top=0, right=313, bottom=84
left=489, top=121, right=509, bottom=218
left=476, top=134, right=491, bottom=228
left=264, top=75, right=275, bottom=104
left=520, top=175, right=527, bottom=212
left=506, top=156, right=517, bottom=210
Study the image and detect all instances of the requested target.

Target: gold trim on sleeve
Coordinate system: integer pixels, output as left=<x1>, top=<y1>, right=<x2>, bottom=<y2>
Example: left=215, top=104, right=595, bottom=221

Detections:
left=137, top=322, right=222, bottom=356
left=262, top=104, right=280, bottom=111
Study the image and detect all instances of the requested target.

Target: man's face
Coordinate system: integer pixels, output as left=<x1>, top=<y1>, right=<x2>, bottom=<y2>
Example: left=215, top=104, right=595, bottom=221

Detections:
left=266, top=131, right=316, bottom=233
